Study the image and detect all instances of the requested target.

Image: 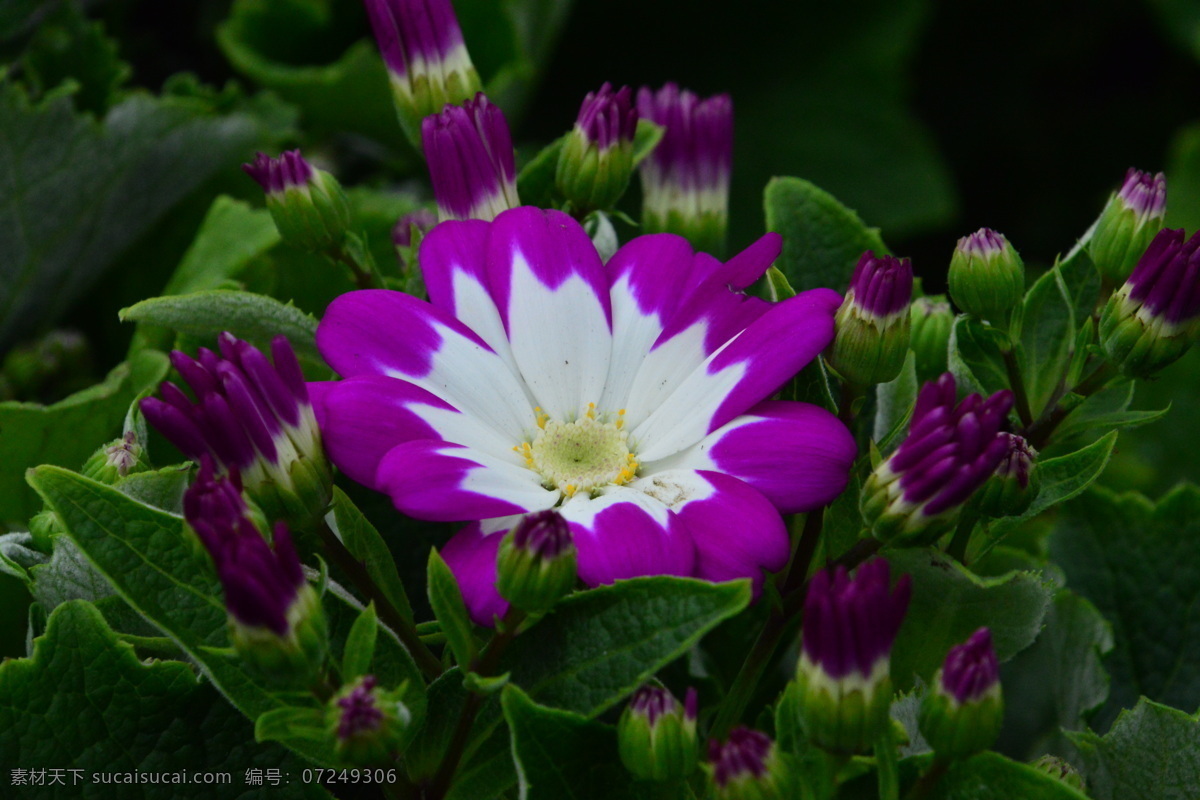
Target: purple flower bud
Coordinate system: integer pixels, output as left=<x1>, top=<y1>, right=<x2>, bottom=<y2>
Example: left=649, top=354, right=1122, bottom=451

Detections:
left=510, top=509, right=574, bottom=560
left=618, top=685, right=699, bottom=781
left=976, top=433, right=1040, bottom=519
left=363, top=0, right=481, bottom=149
left=337, top=675, right=385, bottom=740
left=1100, top=227, right=1200, bottom=376
left=862, top=373, right=1014, bottom=543
left=422, top=93, right=520, bottom=222
left=1117, top=168, right=1167, bottom=221
left=575, top=83, right=637, bottom=152
left=848, top=251, right=913, bottom=318
left=496, top=510, right=576, bottom=613
left=801, top=559, right=911, bottom=680
left=241, top=151, right=350, bottom=253
left=920, top=627, right=1003, bottom=757
left=708, top=727, right=792, bottom=797
left=628, top=684, right=696, bottom=726
left=142, top=334, right=330, bottom=527
left=994, top=433, right=1035, bottom=489
left=948, top=228, right=1025, bottom=329
left=636, top=83, right=733, bottom=254
left=940, top=628, right=999, bottom=704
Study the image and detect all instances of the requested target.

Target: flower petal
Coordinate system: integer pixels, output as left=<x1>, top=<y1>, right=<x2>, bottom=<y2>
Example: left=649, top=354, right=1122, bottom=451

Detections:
left=632, top=288, right=842, bottom=461
left=557, top=487, right=695, bottom=586
left=441, top=519, right=514, bottom=626
left=597, top=233, right=695, bottom=414
left=376, top=440, right=558, bottom=522
left=643, top=400, right=856, bottom=514
left=309, top=375, right=523, bottom=490
left=317, top=289, right=535, bottom=442
left=485, top=207, right=613, bottom=421
left=635, top=469, right=789, bottom=592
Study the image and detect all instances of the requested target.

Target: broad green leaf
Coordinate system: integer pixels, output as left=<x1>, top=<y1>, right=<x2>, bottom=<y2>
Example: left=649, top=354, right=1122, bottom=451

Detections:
left=163, top=196, right=281, bottom=297
left=997, top=589, right=1114, bottom=759
left=115, top=464, right=192, bottom=513
left=764, top=176, right=887, bottom=294
left=0, top=350, right=168, bottom=525
left=886, top=549, right=1052, bottom=691
left=1051, top=484, right=1200, bottom=729
left=427, top=549, right=478, bottom=669
left=120, top=290, right=320, bottom=364
left=327, top=487, right=414, bottom=623
left=1020, top=266, right=1075, bottom=417
left=502, top=685, right=688, bottom=800
left=1067, top=698, right=1200, bottom=800
left=22, top=3, right=130, bottom=116
left=873, top=351, right=917, bottom=450
left=922, top=751, right=1088, bottom=799
left=341, top=602, right=379, bottom=682
left=216, top=0, right=405, bottom=146
left=946, top=315, right=1009, bottom=399
left=0, top=601, right=328, bottom=798
left=27, top=466, right=425, bottom=765
left=1054, top=382, right=1169, bottom=442
left=0, top=82, right=285, bottom=349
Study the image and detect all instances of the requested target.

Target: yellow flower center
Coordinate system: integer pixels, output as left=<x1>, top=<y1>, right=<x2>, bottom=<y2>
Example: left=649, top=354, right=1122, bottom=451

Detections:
left=514, top=404, right=638, bottom=497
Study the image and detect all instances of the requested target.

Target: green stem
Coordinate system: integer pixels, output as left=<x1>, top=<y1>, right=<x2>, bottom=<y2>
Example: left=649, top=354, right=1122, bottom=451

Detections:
left=945, top=507, right=979, bottom=564
left=874, top=724, right=900, bottom=800
left=316, top=521, right=443, bottom=680
left=1001, top=347, right=1034, bottom=428
left=426, top=609, right=526, bottom=800
left=1024, top=361, right=1118, bottom=449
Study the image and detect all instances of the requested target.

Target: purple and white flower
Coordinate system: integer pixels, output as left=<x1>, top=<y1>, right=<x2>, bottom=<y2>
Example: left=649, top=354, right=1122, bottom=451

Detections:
left=311, top=206, right=855, bottom=624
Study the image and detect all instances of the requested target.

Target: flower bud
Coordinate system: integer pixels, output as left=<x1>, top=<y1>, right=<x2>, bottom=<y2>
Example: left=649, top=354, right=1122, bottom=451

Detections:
left=495, top=510, right=576, bottom=614
left=827, top=251, right=913, bottom=386
left=861, top=373, right=1013, bottom=544
left=422, top=94, right=520, bottom=222
left=1099, top=227, right=1200, bottom=377
left=329, top=675, right=412, bottom=765
left=1031, top=755, right=1086, bottom=792
left=975, top=433, right=1040, bottom=518
left=910, top=295, right=954, bottom=380
left=556, top=83, right=638, bottom=213
left=617, top=684, right=699, bottom=781
left=637, top=83, right=732, bottom=255
left=794, top=560, right=911, bottom=754
left=141, top=333, right=332, bottom=530
left=948, top=228, right=1025, bottom=329
left=707, top=727, right=794, bottom=800
left=1088, top=168, right=1167, bottom=285
left=919, top=628, right=1003, bottom=759
left=364, top=0, right=482, bottom=150
left=242, top=150, right=351, bottom=255
left=184, top=460, right=328, bottom=685
left=81, top=431, right=146, bottom=484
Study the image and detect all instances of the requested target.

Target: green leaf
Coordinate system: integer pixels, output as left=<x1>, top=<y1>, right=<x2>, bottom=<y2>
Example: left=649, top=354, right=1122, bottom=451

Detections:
left=1067, top=698, right=1200, bottom=800
left=502, top=684, right=687, bottom=800
left=516, top=135, right=567, bottom=208
left=427, top=549, right=478, bottom=669
left=874, top=351, right=917, bottom=450
left=342, top=602, right=379, bottom=682
left=1054, top=382, right=1169, bottom=442
left=115, top=464, right=192, bottom=513
left=22, top=3, right=131, bottom=116
left=0, top=351, right=169, bottom=526
left=1052, top=484, right=1200, bottom=729
left=0, top=601, right=328, bottom=798
left=764, top=176, right=887, bottom=294
left=886, top=549, right=1053, bottom=691
left=1166, top=121, right=1200, bottom=231
left=216, top=0, right=405, bottom=146
left=947, top=315, right=1009, bottom=399
left=1020, top=266, right=1075, bottom=417
left=255, top=706, right=330, bottom=746
left=27, top=465, right=426, bottom=765
left=163, top=196, right=281, bottom=297
left=923, top=751, right=1089, bottom=799
left=120, top=290, right=320, bottom=365
left=327, top=487, right=414, bottom=624
left=997, top=589, right=1114, bottom=759
left=0, top=82, right=286, bottom=349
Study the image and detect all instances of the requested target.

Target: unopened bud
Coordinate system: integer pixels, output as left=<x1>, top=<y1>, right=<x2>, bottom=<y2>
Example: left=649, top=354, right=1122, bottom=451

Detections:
left=329, top=675, right=412, bottom=765
left=948, top=228, right=1025, bottom=330
left=82, top=432, right=146, bottom=484
left=618, top=684, right=699, bottom=781
left=495, top=510, right=576, bottom=614
left=910, top=295, right=954, bottom=380
left=556, top=83, right=637, bottom=213
left=975, top=434, right=1040, bottom=518
left=827, top=251, right=913, bottom=386
left=707, top=728, right=794, bottom=800
left=242, top=150, right=351, bottom=255
left=1088, top=168, right=1167, bottom=285
left=1031, top=755, right=1086, bottom=792
left=919, top=628, right=1003, bottom=759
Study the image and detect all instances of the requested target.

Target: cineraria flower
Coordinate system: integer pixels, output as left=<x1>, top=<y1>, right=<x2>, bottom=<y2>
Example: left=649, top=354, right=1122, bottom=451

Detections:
left=311, top=206, right=855, bottom=624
